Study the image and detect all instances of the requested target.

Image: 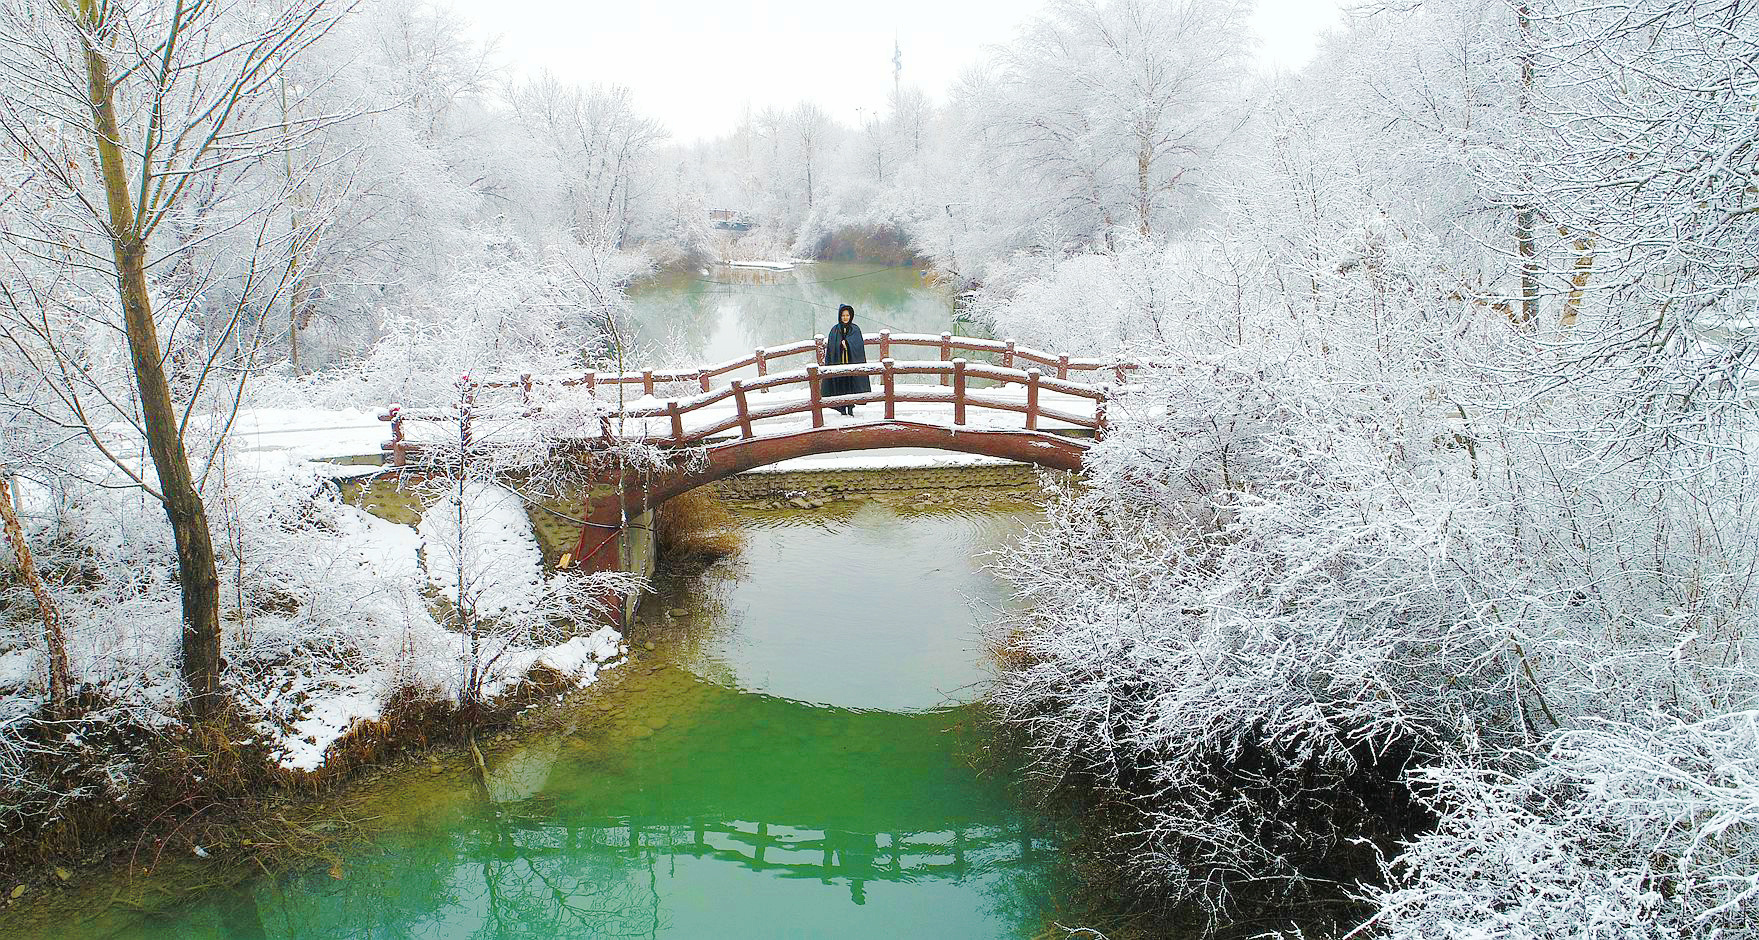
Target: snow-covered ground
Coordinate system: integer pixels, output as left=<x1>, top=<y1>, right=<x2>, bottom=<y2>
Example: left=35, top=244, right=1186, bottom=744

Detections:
left=255, top=475, right=625, bottom=772
left=0, top=447, right=627, bottom=774
left=226, top=407, right=391, bottom=465
left=419, top=480, right=545, bottom=621
left=717, top=258, right=816, bottom=271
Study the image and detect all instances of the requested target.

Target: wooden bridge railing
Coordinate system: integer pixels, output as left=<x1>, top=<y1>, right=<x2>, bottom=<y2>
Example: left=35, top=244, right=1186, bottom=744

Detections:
left=473, top=330, right=1136, bottom=400
left=380, top=335, right=1128, bottom=466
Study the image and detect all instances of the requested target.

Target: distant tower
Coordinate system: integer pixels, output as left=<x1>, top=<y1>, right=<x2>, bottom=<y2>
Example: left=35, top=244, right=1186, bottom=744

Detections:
left=893, top=35, right=902, bottom=99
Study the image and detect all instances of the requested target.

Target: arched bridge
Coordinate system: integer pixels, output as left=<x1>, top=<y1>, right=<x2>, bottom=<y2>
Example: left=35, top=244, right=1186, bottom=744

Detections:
left=379, top=331, right=1134, bottom=572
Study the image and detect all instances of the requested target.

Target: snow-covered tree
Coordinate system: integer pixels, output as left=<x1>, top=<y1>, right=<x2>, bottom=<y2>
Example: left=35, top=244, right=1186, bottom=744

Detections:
left=0, top=0, right=353, bottom=716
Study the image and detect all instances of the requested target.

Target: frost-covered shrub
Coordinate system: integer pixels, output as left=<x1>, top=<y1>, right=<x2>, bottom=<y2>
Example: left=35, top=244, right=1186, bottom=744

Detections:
left=992, top=331, right=1759, bottom=921
left=1370, top=714, right=1759, bottom=939
left=991, top=353, right=1513, bottom=911
left=975, top=236, right=1284, bottom=359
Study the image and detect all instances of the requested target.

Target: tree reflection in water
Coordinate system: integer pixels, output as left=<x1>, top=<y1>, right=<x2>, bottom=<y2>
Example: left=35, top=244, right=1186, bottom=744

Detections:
left=120, top=679, right=1064, bottom=939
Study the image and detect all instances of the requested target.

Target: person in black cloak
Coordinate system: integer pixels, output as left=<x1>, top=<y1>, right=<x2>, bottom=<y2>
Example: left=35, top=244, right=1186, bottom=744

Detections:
left=822, top=304, right=871, bottom=415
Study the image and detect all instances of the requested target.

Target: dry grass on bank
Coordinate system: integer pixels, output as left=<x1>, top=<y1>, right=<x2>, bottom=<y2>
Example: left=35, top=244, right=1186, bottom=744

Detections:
left=0, top=663, right=590, bottom=901
left=655, top=489, right=745, bottom=560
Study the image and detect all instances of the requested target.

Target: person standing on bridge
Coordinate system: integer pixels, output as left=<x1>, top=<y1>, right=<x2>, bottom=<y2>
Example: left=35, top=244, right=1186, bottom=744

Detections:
left=822, top=304, right=871, bottom=416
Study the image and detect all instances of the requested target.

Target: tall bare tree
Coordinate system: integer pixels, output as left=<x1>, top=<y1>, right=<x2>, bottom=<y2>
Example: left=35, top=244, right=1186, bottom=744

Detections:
left=0, top=0, right=352, bottom=717
left=984, top=0, right=1251, bottom=248
left=510, top=75, right=666, bottom=249
left=1513, top=0, right=1540, bottom=328
left=793, top=102, right=830, bottom=209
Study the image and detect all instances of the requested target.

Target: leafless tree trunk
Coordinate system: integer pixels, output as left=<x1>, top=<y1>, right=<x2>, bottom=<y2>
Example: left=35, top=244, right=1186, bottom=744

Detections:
left=66, top=0, right=225, bottom=713
left=282, top=68, right=313, bottom=375
left=1514, top=1, right=1540, bottom=329
left=0, top=0, right=353, bottom=718
left=794, top=102, right=828, bottom=211
left=1138, top=127, right=1155, bottom=237
left=0, top=470, right=70, bottom=715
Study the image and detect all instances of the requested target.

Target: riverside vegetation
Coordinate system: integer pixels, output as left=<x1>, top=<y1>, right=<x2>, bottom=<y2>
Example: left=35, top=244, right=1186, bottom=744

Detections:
left=3, top=1, right=1757, bottom=937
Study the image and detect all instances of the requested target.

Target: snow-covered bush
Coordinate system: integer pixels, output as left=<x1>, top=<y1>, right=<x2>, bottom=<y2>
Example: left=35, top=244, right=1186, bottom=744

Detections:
left=980, top=1, right=1759, bottom=930
left=975, top=235, right=1287, bottom=358
left=1370, top=714, right=1759, bottom=939
left=994, top=341, right=1758, bottom=923
left=415, top=476, right=634, bottom=707
left=991, top=352, right=1511, bottom=910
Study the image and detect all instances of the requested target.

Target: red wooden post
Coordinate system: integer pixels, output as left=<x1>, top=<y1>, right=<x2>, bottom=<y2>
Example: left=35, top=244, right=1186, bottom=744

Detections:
left=1057, top=354, right=1069, bottom=380
left=387, top=405, right=406, bottom=466
left=642, top=369, right=655, bottom=398
left=699, top=372, right=711, bottom=393
left=1094, top=389, right=1109, bottom=442
left=1003, top=341, right=1015, bottom=369
left=939, top=332, right=952, bottom=385
left=953, top=358, right=967, bottom=426
left=667, top=400, right=684, bottom=442
left=585, top=371, right=597, bottom=395
left=806, top=365, right=824, bottom=428
left=755, top=348, right=767, bottom=377
left=732, top=379, right=754, bottom=438
left=882, top=358, right=896, bottom=420
left=879, top=329, right=891, bottom=360
left=1115, top=363, right=1127, bottom=384
left=1025, top=369, right=1040, bottom=431
left=814, top=334, right=827, bottom=366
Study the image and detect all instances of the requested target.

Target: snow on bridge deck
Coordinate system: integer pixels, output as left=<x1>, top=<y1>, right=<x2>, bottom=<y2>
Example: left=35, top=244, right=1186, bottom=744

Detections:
left=395, top=381, right=1104, bottom=449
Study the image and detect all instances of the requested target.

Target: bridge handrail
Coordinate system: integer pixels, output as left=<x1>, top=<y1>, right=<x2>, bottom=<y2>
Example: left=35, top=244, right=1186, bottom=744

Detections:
left=472, top=331, right=1136, bottom=399
left=388, top=360, right=1112, bottom=419
left=380, top=355, right=1116, bottom=465
left=613, top=359, right=1109, bottom=416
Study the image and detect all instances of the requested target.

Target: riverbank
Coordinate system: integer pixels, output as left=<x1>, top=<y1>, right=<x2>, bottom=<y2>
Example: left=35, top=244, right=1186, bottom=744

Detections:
left=0, top=464, right=635, bottom=915
left=0, top=476, right=1097, bottom=938
left=0, top=651, right=663, bottom=938
left=0, top=655, right=619, bottom=933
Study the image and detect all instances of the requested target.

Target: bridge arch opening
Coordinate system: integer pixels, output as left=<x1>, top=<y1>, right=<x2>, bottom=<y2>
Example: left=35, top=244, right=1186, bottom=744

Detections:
left=621, top=422, right=1085, bottom=518
left=569, top=422, right=1086, bottom=573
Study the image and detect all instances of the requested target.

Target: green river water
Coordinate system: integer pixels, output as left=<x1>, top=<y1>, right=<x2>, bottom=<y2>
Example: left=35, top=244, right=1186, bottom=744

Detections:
left=7, top=265, right=1081, bottom=939
left=626, top=261, right=963, bottom=366
left=35, top=501, right=1069, bottom=939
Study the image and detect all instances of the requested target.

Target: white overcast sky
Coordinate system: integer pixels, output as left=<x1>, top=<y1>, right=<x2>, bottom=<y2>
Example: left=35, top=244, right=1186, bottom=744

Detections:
left=440, top=0, right=1346, bottom=143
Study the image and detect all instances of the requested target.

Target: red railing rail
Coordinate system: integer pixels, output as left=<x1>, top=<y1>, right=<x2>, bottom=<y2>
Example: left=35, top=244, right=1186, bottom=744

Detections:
left=380, top=335, right=1131, bottom=465
left=468, top=330, right=1137, bottom=402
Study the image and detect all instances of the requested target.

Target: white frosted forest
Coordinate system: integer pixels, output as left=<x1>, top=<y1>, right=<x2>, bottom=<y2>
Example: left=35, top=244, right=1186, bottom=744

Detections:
left=0, top=0, right=1756, bottom=936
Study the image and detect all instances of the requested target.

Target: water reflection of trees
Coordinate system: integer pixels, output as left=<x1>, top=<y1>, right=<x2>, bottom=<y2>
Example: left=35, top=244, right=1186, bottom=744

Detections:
left=127, top=673, right=1063, bottom=938
left=157, top=814, right=667, bottom=940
